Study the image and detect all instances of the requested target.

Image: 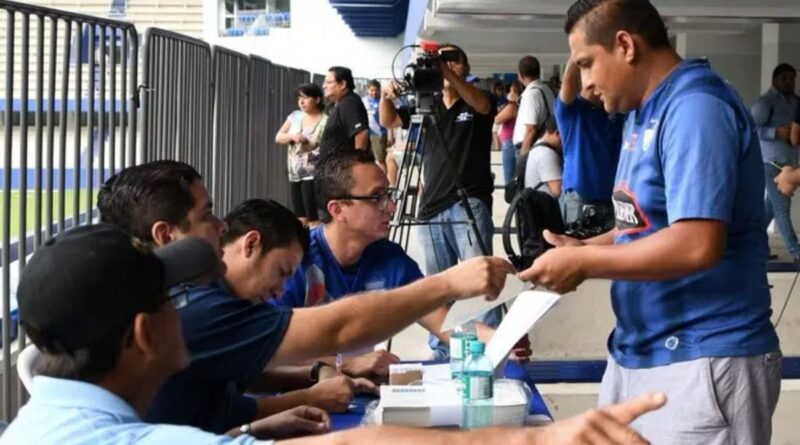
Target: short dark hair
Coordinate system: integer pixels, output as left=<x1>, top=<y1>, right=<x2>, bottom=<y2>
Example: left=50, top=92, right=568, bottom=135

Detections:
left=506, top=80, right=524, bottom=96
left=564, top=0, right=670, bottom=51
left=314, top=150, right=377, bottom=224
left=98, top=160, right=202, bottom=243
left=367, top=79, right=381, bottom=89
left=518, top=56, right=541, bottom=80
left=29, top=320, right=133, bottom=383
left=328, top=66, right=355, bottom=91
left=295, top=83, right=325, bottom=111
left=222, top=199, right=309, bottom=254
left=773, top=63, right=796, bottom=80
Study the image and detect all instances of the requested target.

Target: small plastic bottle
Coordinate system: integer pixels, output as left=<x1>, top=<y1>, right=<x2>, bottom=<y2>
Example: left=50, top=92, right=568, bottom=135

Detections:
left=449, top=319, right=478, bottom=379
left=461, top=340, right=494, bottom=429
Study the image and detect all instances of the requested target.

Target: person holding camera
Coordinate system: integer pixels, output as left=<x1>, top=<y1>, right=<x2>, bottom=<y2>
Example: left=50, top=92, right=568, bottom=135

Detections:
left=379, top=44, right=500, bottom=360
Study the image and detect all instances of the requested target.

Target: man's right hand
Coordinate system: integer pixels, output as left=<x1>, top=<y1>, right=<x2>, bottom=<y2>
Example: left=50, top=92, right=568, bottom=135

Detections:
left=382, top=81, right=400, bottom=101
left=775, top=165, right=799, bottom=196
left=343, top=350, right=400, bottom=377
left=440, top=256, right=516, bottom=301
left=525, top=392, right=667, bottom=445
left=306, top=375, right=355, bottom=413
left=248, top=405, right=330, bottom=440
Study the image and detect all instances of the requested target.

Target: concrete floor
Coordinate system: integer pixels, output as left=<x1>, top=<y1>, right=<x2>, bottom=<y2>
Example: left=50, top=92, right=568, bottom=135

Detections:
left=387, top=151, right=800, bottom=444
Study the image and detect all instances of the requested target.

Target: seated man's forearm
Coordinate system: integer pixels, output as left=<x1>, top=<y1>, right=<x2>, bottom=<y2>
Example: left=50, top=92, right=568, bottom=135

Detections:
left=251, top=366, right=315, bottom=393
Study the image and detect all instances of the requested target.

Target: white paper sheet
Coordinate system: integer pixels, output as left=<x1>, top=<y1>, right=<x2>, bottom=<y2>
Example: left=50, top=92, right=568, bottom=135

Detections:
left=485, top=290, right=561, bottom=369
left=441, top=281, right=527, bottom=332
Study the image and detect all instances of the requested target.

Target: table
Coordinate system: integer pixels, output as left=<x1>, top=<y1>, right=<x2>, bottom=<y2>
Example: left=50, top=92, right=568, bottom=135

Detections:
left=330, top=360, right=552, bottom=431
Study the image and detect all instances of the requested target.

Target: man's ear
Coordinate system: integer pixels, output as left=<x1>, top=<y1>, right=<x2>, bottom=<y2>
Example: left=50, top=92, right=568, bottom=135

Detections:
left=242, top=230, right=261, bottom=258
left=615, top=30, right=637, bottom=64
left=151, top=221, right=175, bottom=247
left=131, top=312, right=157, bottom=361
left=327, top=200, right=344, bottom=222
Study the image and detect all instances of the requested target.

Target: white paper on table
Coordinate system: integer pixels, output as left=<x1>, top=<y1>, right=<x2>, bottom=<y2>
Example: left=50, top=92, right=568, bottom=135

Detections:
left=485, top=290, right=561, bottom=369
left=441, top=281, right=527, bottom=332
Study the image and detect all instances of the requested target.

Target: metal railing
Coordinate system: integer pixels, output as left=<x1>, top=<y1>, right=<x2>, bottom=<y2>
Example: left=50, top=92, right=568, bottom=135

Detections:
left=141, top=28, right=213, bottom=182
left=1, top=1, right=319, bottom=423
left=0, top=0, right=139, bottom=420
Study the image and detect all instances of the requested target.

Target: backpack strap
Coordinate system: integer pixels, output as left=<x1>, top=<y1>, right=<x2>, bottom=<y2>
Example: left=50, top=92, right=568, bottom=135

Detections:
left=502, top=192, right=525, bottom=270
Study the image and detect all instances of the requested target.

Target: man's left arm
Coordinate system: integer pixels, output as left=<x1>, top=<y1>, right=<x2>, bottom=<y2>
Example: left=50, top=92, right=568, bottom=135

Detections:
left=441, top=63, right=492, bottom=115
left=521, top=93, right=737, bottom=292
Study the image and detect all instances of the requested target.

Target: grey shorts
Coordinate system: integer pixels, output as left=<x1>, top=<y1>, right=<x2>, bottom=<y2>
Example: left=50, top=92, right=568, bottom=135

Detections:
left=599, top=352, right=782, bottom=445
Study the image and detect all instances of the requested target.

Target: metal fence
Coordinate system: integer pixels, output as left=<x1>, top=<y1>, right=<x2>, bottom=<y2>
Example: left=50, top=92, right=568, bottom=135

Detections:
left=142, top=33, right=311, bottom=215
left=141, top=28, right=213, bottom=181
left=0, top=0, right=139, bottom=420
left=1, top=1, right=323, bottom=423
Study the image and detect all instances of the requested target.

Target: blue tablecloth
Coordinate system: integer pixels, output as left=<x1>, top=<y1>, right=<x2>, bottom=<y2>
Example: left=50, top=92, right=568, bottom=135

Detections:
left=330, top=360, right=552, bottom=431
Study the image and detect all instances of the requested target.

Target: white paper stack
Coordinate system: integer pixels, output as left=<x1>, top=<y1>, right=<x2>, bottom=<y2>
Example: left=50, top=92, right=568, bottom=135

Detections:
left=377, top=380, right=529, bottom=427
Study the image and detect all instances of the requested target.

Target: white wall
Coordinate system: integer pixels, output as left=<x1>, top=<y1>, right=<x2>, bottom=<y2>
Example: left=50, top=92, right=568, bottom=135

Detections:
left=681, top=29, right=762, bottom=106
left=202, top=0, right=403, bottom=79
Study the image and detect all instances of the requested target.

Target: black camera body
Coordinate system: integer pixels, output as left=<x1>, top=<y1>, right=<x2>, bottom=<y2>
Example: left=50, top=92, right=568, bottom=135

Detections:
left=403, top=42, right=460, bottom=114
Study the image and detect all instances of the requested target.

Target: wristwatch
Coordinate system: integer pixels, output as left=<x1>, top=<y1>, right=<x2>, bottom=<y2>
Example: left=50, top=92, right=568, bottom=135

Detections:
left=239, top=423, right=252, bottom=436
left=310, top=360, right=333, bottom=383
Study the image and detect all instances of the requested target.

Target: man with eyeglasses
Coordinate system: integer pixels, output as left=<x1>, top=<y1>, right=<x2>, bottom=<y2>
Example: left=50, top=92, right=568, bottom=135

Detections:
left=97, top=160, right=517, bottom=434
left=275, top=150, right=528, bottom=377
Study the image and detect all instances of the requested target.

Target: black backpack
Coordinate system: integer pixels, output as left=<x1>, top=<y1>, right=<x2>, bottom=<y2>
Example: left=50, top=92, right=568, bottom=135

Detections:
left=502, top=182, right=565, bottom=270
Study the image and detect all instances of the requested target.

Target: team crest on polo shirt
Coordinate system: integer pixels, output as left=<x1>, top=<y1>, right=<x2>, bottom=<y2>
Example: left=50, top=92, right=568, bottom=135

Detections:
left=642, top=119, right=659, bottom=153
left=612, top=185, right=651, bottom=234
left=622, top=132, right=638, bottom=152
left=455, top=111, right=473, bottom=123
left=363, top=279, right=387, bottom=291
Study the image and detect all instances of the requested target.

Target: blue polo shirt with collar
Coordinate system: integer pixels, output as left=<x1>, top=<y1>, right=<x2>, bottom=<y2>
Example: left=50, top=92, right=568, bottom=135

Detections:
left=276, top=225, right=423, bottom=308
left=609, top=58, right=778, bottom=369
left=0, top=376, right=270, bottom=445
left=146, top=280, right=293, bottom=433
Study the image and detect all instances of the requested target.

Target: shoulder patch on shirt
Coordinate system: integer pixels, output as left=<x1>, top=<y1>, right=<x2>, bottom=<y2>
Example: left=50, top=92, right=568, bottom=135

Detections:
left=305, top=265, right=329, bottom=307
left=613, top=185, right=651, bottom=234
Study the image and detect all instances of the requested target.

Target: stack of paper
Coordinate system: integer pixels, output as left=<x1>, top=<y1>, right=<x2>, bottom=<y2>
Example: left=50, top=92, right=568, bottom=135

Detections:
left=377, top=380, right=529, bottom=427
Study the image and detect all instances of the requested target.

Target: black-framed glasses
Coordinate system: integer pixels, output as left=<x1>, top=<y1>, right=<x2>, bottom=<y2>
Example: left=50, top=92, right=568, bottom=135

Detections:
left=335, top=189, right=395, bottom=212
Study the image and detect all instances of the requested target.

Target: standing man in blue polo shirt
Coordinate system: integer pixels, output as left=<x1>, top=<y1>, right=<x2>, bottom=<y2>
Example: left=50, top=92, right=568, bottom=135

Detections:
left=521, top=0, right=781, bottom=443
left=752, top=64, right=800, bottom=261
left=556, top=58, right=624, bottom=229
left=363, top=79, right=391, bottom=172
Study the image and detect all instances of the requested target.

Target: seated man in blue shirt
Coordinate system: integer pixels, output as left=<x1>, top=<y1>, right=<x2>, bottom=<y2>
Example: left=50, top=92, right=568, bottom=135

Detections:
left=276, top=150, right=530, bottom=376
left=523, top=1, right=781, bottom=443
left=3, top=223, right=668, bottom=445
left=3, top=224, right=331, bottom=445
left=97, top=160, right=517, bottom=434
left=555, top=57, right=624, bottom=230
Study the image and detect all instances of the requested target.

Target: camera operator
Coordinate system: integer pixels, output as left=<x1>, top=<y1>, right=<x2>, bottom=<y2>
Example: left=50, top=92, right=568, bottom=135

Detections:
left=380, top=44, right=500, bottom=360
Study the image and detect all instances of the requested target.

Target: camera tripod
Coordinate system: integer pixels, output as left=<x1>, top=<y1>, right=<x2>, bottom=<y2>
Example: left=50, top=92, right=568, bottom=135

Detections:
left=389, top=110, right=490, bottom=270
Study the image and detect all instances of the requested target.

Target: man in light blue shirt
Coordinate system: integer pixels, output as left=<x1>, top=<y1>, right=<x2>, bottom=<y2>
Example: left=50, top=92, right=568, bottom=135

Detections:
left=1, top=225, right=325, bottom=444
left=751, top=63, right=800, bottom=260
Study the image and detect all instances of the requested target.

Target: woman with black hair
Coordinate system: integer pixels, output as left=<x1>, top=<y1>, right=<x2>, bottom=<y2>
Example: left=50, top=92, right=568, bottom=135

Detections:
left=275, top=83, right=328, bottom=227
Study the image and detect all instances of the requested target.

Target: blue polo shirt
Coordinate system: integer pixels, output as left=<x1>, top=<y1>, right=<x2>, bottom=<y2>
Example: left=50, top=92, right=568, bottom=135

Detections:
left=555, top=96, right=624, bottom=201
left=276, top=226, right=423, bottom=308
left=147, top=281, right=293, bottom=433
left=610, top=58, right=778, bottom=369
left=0, top=376, right=269, bottom=445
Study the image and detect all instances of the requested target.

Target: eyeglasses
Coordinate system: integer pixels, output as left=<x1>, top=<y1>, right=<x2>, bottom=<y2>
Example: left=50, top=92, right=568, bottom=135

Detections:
left=335, top=189, right=395, bottom=212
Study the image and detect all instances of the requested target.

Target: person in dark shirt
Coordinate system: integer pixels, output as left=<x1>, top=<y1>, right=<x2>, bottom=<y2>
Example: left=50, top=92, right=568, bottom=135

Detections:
left=380, top=44, right=500, bottom=360
left=320, top=66, right=369, bottom=156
